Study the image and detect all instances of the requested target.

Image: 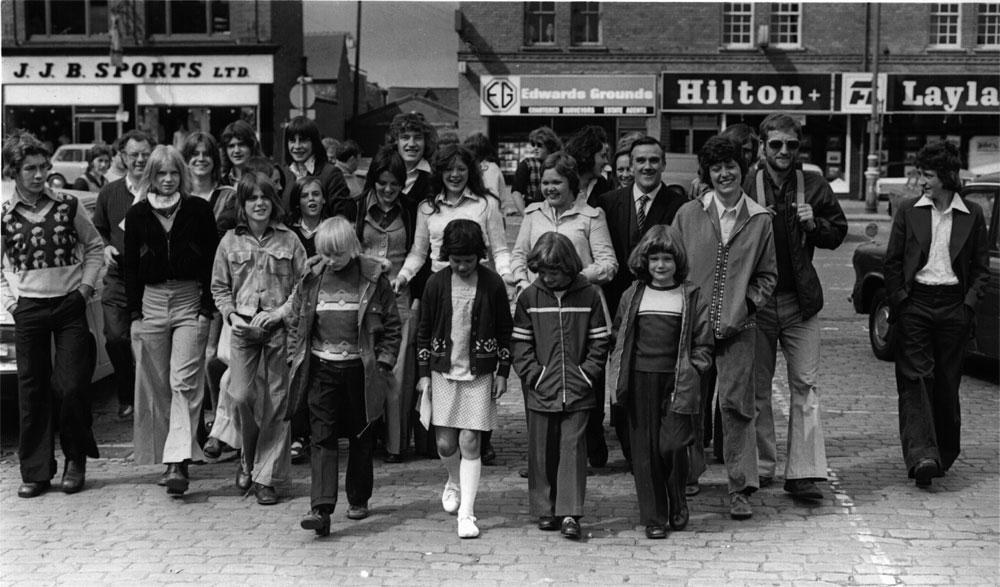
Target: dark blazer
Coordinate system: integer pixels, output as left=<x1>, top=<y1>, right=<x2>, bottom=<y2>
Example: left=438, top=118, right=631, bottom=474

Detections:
left=591, top=182, right=687, bottom=312
left=280, top=159, right=350, bottom=214
left=884, top=195, right=990, bottom=311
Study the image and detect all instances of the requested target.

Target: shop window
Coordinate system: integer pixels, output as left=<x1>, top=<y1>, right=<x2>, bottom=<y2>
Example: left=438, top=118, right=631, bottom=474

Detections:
left=570, top=2, right=601, bottom=46
left=525, top=2, right=556, bottom=46
left=146, top=0, right=230, bottom=36
left=929, top=3, right=961, bottom=47
left=722, top=3, right=755, bottom=48
left=977, top=3, right=1000, bottom=47
left=769, top=3, right=801, bottom=48
left=25, top=0, right=109, bottom=38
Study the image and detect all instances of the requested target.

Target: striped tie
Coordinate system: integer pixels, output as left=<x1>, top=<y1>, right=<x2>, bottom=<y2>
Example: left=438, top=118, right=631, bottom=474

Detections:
left=637, top=194, right=649, bottom=231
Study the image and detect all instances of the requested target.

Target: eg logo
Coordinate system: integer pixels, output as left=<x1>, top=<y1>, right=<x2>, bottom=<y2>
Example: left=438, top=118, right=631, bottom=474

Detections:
left=484, top=78, right=517, bottom=112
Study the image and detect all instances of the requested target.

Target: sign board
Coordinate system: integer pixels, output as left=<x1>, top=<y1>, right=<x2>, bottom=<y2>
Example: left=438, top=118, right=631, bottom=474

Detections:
left=884, top=74, right=1000, bottom=114
left=661, top=73, right=833, bottom=112
left=480, top=75, right=656, bottom=116
left=289, top=83, right=316, bottom=109
left=837, top=72, right=888, bottom=113
left=2, top=55, right=274, bottom=84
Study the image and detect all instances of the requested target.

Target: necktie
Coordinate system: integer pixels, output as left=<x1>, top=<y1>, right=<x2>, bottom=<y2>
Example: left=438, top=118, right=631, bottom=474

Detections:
left=637, top=194, right=649, bottom=231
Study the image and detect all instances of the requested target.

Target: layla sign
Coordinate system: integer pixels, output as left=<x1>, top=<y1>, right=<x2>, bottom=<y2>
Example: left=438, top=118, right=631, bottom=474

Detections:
left=662, top=73, right=833, bottom=111
left=886, top=75, right=1000, bottom=114
left=2, top=55, right=274, bottom=84
left=480, top=75, right=656, bottom=116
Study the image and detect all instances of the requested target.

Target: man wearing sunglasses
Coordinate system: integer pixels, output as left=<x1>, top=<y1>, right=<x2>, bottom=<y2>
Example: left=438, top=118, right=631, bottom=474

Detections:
left=743, top=113, right=846, bottom=502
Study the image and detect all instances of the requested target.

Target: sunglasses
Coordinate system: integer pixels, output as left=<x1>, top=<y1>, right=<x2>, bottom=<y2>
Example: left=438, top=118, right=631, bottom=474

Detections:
left=767, top=139, right=801, bottom=151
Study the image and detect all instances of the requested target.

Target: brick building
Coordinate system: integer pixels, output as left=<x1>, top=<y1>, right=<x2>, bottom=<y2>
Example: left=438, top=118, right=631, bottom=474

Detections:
left=457, top=2, right=999, bottom=193
left=1, top=0, right=303, bottom=159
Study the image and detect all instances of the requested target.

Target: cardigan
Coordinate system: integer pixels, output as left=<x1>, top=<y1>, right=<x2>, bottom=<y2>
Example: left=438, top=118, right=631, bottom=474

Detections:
left=416, top=264, right=513, bottom=379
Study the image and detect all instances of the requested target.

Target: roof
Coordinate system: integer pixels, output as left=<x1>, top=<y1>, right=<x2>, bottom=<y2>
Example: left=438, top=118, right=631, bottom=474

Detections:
left=385, top=87, right=458, bottom=110
left=303, top=33, right=348, bottom=80
left=353, top=94, right=458, bottom=123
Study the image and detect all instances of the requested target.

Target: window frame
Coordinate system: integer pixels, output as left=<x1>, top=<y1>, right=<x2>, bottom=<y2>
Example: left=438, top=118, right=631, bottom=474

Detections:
left=570, top=2, right=602, bottom=47
left=24, top=0, right=110, bottom=40
left=769, top=2, right=802, bottom=49
left=722, top=2, right=756, bottom=49
left=145, top=0, right=231, bottom=38
left=929, top=3, right=962, bottom=48
left=976, top=3, right=1000, bottom=48
left=524, top=1, right=557, bottom=47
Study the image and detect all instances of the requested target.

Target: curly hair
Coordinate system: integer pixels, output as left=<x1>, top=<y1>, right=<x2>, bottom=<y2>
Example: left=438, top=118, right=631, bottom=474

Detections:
left=564, top=125, right=609, bottom=177
left=283, top=116, right=329, bottom=167
left=438, top=218, right=488, bottom=261
left=2, top=131, right=49, bottom=180
left=541, top=152, right=581, bottom=195
left=181, top=131, right=223, bottom=184
left=526, top=231, right=583, bottom=277
left=697, top=135, right=748, bottom=185
left=627, top=224, right=689, bottom=284
left=388, top=112, right=438, bottom=162
left=428, top=144, right=493, bottom=212
left=915, top=141, right=963, bottom=193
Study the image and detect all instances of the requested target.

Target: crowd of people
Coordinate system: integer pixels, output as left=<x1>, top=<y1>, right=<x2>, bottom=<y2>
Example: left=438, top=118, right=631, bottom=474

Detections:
left=1, top=108, right=988, bottom=542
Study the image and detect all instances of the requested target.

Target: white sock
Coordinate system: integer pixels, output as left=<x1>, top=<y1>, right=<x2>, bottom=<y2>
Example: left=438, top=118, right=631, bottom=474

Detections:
left=441, top=450, right=461, bottom=487
left=458, top=457, right=481, bottom=518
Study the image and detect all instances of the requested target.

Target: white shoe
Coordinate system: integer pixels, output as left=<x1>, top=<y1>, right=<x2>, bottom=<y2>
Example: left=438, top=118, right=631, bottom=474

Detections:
left=441, top=482, right=460, bottom=514
left=457, top=515, right=479, bottom=538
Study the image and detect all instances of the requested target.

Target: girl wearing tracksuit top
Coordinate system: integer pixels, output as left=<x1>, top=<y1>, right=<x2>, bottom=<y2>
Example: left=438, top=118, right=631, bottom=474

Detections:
left=511, top=232, right=610, bottom=540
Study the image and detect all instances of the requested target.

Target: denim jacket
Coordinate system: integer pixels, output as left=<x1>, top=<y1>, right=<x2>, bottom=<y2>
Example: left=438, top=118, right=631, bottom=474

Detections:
left=211, top=222, right=307, bottom=321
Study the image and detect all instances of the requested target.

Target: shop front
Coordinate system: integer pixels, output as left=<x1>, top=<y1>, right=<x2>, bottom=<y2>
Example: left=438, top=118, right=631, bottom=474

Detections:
left=2, top=54, right=273, bottom=151
left=479, top=74, right=657, bottom=177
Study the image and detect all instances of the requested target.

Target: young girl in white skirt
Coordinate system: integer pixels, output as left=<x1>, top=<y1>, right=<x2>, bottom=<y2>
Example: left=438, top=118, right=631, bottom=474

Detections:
left=416, top=218, right=513, bottom=538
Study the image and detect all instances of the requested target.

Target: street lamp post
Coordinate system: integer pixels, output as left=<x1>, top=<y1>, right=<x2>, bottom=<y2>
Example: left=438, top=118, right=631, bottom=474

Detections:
left=864, top=3, right=882, bottom=213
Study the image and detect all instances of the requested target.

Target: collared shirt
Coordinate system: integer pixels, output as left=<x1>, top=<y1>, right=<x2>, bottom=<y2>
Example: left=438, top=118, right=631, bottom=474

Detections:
left=289, top=156, right=316, bottom=180
left=713, top=193, right=745, bottom=245
left=125, top=175, right=143, bottom=203
left=405, top=159, right=432, bottom=195
left=914, top=194, right=967, bottom=286
left=632, top=182, right=663, bottom=219
left=366, top=195, right=402, bottom=229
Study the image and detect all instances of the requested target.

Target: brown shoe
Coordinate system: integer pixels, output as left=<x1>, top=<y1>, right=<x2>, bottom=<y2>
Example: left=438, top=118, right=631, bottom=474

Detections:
left=254, top=483, right=278, bottom=505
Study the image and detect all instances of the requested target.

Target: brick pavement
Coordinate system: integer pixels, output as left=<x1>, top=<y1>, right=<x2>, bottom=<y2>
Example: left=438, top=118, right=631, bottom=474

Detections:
left=1, top=208, right=998, bottom=585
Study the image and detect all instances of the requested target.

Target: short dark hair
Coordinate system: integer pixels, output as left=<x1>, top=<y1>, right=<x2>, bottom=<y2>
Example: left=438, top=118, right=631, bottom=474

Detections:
left=628, top=136, right=664, bottom=158
left=528, top=126, right=562, bottom=154
left=915, top=141, right=963, bottom=193
left=541, top=152, right=581, bottom=195
left=720, top=123, right=759, bottom=164
left=438, top=218, right=488, bottom=261
left=388, top=112, right=438, bottom=161
left=698, top=135, right=748, bottom=184
left=564, top=125, right=608, bottom=176
left=116, top=129, right=156, bottom=152
left=335, top=139, right=361, bottom=162
left=363, top=144, right=407, bottom=195
left=181, top=131, right=222, bottom=183
left=285, top=175, right=327, bottom=225
left=759, top=113, right=802, bottom=140
left=220, top=120, right=263, bottom=175
left=2, top=131, right=50, bottom=179
left=283, top=116, right=329, bottom=166
left=235, top=171, right=284, bottom=224
left=627, top=224, right=689, bottom=283
left=527, top=231, right=584, bottom=277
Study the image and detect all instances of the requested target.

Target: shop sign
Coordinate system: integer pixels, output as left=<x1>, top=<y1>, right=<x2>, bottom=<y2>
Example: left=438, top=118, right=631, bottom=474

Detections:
left=661, top=73, right=833, bottom=112
left=480, top=75, right=656, bottom=116
left=2, top=55, right=274, bottom=84
left=885, top=74, right=1000, bottom=114
left=837, top=73, right=888, bottom=114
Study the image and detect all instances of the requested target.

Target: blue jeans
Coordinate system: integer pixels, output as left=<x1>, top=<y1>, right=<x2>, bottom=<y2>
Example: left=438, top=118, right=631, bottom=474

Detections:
left=755, top=292, right=828, bottom=481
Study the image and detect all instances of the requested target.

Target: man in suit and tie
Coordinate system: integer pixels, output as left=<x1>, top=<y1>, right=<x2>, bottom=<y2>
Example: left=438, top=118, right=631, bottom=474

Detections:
left=590, top=136, right=687, bottom=466
left=884, top=141, right=989, bottom=489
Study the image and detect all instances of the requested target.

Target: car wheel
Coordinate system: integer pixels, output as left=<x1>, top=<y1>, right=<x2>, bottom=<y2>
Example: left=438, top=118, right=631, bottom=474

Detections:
left=47, top=173, right=66, bottom=187
left=869, top=288, right=895, bottom=361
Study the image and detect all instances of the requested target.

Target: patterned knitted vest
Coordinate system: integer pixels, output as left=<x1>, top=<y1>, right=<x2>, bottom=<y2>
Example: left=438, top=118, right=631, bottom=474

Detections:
left=2, top=194, right=81, bottom=273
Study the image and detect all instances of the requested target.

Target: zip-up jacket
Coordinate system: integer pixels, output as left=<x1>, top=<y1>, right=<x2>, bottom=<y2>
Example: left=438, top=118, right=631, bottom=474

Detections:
left=285, top=255, right=402, bottom=432
left=671, top=192, right=777, bottom=339
left=511, top=274, right=610, bottom=413
left=607, top=281, right=714, bottom=414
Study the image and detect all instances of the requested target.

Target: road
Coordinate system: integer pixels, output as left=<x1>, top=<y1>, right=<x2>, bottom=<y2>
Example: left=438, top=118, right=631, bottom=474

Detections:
left=1, top=200, right=997, bottom=585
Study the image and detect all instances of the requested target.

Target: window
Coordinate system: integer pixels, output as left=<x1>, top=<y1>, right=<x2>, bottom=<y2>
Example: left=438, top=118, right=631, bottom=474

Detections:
left=930, top=3, right=961, bottom=47
left=525, top=2, right=556, bottom=46
left=25, top=0, right=109, bottom=37
left=146, top=0, right=230, bottom=36
left=977, top=3, right=1000, bottom=47
left=769, top=3, right=801, bottom=48
left=723, top=3, right=755, bottom=48
left=571, top=2, right=601, bottom=45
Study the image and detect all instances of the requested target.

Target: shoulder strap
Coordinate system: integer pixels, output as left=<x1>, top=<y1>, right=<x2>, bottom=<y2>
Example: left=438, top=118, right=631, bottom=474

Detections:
left=755, top=169, right=767, bottom=208
left=795, top=170, right=805, bottom=207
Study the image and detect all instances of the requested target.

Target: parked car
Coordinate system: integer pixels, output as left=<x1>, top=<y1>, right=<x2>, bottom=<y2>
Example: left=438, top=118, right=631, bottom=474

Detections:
left=47, top=143, right=97, bottom=187
left=850, top=177, right=999, bottom=361
left=0, top=183, right=112, bottom=395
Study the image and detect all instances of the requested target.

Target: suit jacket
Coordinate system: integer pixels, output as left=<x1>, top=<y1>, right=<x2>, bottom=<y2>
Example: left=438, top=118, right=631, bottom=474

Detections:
left=884, top=195, right=990, bottom=311
left=591, top=182, right=686, bottom=312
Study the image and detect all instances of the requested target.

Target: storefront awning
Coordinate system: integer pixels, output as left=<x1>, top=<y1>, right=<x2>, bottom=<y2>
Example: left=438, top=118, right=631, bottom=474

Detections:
left=4, top=84, right=120, bottom=106
left=136, top=84, right=258, bottom=106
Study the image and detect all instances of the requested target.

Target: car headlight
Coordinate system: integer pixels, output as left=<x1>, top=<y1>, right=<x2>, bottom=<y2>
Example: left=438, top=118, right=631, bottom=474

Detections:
left=0, top=326, right=16, bottom=362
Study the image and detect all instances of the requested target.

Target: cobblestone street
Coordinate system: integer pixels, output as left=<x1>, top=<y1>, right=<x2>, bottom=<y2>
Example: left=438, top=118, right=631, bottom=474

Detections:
left=2, top=204, right=998, bottom=585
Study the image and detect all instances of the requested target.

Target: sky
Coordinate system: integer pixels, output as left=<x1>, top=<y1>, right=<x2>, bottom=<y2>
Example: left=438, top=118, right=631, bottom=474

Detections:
left=302, top=0, right=459, bottom=88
